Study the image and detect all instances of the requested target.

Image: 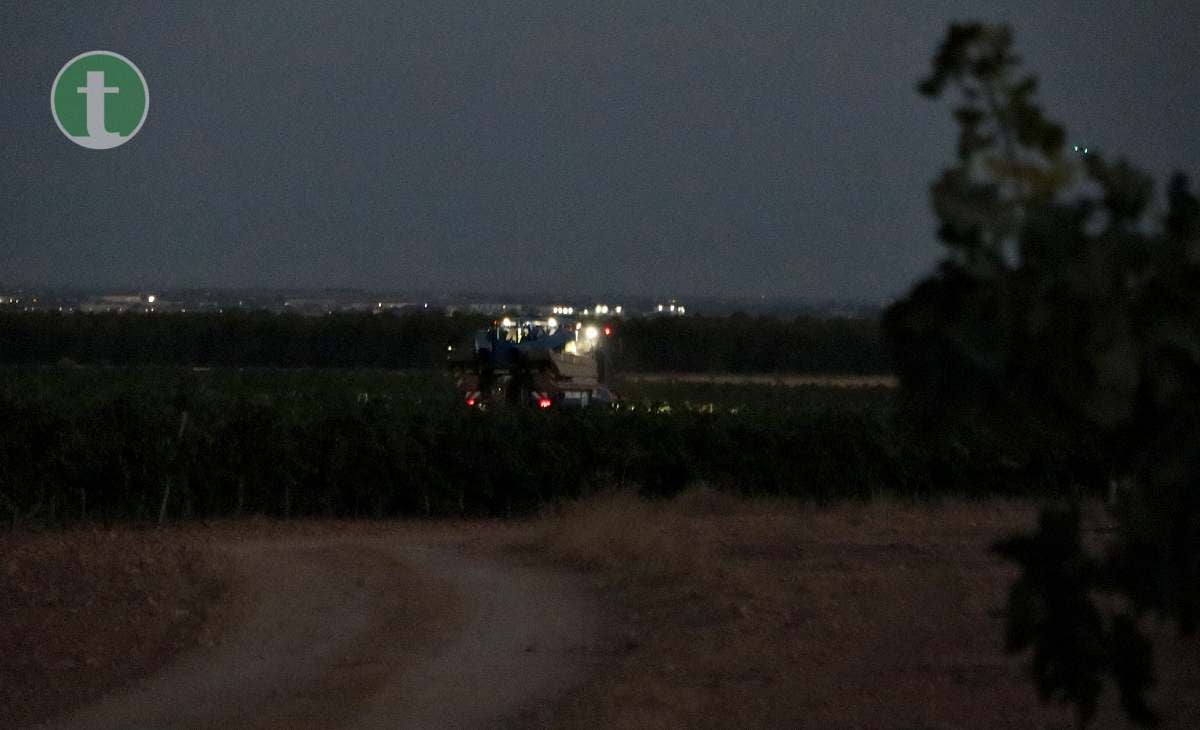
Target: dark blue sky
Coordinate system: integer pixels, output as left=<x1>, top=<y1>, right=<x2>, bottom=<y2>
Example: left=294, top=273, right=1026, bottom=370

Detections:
left=3, top=1, right=1198, bottom=300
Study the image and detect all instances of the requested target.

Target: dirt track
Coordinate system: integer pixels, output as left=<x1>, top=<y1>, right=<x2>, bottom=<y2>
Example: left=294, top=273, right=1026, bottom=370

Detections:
left=42, top=536, right=601, bottom=729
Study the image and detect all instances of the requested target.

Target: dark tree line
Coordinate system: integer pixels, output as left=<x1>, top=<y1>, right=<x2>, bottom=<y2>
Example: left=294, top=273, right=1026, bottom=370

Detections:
left=0, top=310, right=488, bottom=369
left=613, top=314, right=890, bottom=374
left=888, top=23, right=1200, bottom=726
left=0, top=310, right=893, bottom=374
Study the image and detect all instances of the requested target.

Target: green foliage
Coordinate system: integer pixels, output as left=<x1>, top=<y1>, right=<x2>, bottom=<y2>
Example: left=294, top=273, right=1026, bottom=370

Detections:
left=994, top=508, right=1155, bottom=726
left=889, top=21, right=1200, bottom=725
left=0, top=367, right=1089, bottom=528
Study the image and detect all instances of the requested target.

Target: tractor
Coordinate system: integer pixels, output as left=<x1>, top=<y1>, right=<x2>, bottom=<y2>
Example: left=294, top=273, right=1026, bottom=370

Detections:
left=447, top=317, right=617, bottom=409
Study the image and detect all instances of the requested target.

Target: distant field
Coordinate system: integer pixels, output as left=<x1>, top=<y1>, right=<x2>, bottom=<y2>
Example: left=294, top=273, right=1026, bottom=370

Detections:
left=620, top=372, right=898, bottom=388
left=613, top=373, right=897, bottom=417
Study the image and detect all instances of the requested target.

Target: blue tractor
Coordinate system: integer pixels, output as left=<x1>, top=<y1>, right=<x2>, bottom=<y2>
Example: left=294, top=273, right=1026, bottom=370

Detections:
left=448, top=317, right=618, bottom=409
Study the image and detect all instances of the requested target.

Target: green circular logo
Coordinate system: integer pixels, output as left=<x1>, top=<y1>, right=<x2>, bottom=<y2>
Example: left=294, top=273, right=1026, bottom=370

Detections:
left=51, top=51, right=149, bottom=150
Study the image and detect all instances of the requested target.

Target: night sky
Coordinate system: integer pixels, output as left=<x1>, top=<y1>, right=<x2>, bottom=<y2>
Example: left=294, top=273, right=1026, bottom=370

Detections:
left=3, top=2, right=1198, bottom=300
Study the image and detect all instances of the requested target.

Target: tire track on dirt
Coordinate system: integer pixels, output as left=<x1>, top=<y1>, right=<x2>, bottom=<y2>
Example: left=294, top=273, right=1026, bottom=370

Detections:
left=42, top=537, right=601, bottom=729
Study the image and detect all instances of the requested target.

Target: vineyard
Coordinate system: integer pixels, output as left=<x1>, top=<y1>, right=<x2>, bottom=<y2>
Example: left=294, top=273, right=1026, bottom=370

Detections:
left=0, top=366, right=1095, bottom=527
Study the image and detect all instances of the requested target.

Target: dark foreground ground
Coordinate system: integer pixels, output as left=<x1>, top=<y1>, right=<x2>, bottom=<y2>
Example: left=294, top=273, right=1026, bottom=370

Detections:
left=3, top=494, right=1197, bottom=728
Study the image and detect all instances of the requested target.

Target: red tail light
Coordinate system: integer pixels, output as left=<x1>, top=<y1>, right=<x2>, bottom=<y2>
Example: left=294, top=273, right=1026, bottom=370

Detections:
left=538, top=398, right=552, bottom=409
left=604, top=326, right=612, bottom=336
left=466, top=398, right=476, bottom=407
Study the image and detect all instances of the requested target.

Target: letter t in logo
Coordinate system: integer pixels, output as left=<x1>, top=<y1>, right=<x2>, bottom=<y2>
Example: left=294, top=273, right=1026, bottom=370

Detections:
left=77, top=70, right=120, bottom=142
left=52, top=51, right=149, bottom=149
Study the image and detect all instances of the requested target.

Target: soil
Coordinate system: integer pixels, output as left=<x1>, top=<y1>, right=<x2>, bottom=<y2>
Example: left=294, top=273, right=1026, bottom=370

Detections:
left=0, top=530, right=228, bottom=728
left=535, top=492, right=1200, bottom=729
left=9, top=498, right=1198, bottom=729
left=29, top=530, right=601, bottom=729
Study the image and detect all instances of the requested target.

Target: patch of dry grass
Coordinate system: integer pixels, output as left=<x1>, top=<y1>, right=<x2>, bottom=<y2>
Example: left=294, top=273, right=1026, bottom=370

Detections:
left=0, top=529, right=230, bottom=727
left=537, top=490, right=728, bottom=579
left=534, top=490, right=1200, bottom=729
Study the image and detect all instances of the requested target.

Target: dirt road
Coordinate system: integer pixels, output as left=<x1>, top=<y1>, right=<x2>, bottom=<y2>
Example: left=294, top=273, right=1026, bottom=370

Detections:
left=43, top=536, right=602, bottom=729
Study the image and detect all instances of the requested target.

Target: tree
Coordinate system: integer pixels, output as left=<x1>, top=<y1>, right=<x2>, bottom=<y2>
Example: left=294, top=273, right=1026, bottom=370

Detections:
left=886, top=22, right=1200, bottom=726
